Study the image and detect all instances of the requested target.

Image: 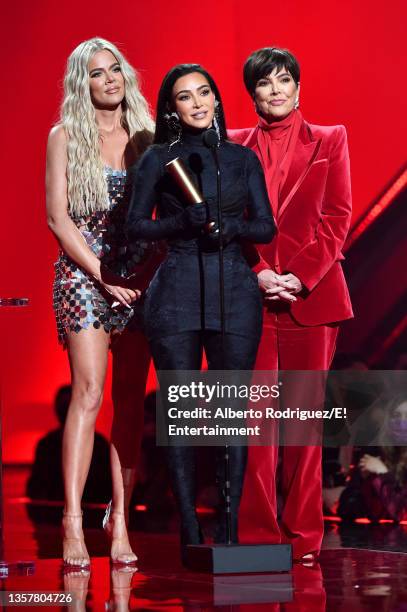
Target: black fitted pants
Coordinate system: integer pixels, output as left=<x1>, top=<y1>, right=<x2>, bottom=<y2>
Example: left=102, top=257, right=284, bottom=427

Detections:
left=150, top=330, right=259, bottom=544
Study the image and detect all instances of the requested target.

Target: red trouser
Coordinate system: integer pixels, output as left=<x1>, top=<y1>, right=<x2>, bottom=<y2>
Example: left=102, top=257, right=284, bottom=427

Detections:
left=239, top=309, right=338, bottom=558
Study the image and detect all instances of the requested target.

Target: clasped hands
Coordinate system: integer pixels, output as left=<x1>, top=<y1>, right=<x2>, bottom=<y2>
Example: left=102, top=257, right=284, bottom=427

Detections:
left=258, top=269, right=302, bottom=303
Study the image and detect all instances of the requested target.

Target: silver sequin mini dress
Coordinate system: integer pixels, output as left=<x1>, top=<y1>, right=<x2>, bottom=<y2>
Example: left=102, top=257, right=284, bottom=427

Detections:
left=53, top=167, right=151, bottom=347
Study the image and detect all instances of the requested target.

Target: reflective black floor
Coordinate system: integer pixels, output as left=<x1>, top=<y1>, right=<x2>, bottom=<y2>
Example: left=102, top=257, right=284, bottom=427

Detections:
left=4, top=548, right=407, bottom=610
left=3, top=468, right=407, bottom=610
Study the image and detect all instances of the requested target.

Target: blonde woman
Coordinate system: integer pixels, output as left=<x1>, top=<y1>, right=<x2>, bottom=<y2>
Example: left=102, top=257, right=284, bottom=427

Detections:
left=46, top=38, right=155, bottom=568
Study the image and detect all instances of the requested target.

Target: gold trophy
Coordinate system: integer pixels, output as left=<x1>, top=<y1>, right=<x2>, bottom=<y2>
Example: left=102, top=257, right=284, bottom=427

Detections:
left=166, top=157, right=204, bottom=204
left=166, top=158, right=215, bottom=232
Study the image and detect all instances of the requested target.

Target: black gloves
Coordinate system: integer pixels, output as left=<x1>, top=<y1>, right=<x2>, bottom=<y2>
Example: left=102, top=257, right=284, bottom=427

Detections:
left=184, top=202, right=208, bottom=228
left=183, top=205, right=241, bottom=245
left=208, top=217, right=241, bottom=244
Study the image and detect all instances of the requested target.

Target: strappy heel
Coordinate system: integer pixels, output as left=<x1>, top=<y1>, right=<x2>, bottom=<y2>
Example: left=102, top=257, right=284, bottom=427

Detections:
left=103, top=502, right=138, bottom=565
left=62, top=511, right=90, bottom=569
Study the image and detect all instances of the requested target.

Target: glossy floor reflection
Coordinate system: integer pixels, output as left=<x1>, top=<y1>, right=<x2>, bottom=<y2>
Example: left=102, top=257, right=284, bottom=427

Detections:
left=3, top=549, right=407, bottom=610
left=3, top=468, right=407, bottom=610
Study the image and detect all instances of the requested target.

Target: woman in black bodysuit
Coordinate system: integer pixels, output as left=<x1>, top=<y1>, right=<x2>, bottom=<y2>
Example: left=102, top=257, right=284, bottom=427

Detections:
left=127, top=64, right=275, bottom=553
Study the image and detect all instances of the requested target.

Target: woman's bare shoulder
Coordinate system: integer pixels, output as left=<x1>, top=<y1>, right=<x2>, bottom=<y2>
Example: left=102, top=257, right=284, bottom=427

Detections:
left=47, top=124, right=67, bottom=149
left=47, top=125, right=68, bottom=165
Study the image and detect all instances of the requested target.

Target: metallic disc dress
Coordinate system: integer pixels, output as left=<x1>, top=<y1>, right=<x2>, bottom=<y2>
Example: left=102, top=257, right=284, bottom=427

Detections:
left=53, top=167, right=151, bottom=347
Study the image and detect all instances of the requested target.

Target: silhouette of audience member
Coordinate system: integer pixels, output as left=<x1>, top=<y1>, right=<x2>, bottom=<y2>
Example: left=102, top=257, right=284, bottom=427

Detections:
left=338, top=396, right=407, bottom=522
left=322, top=353, right=371, bottom=514
left=27, top=385, right=112, bottom=504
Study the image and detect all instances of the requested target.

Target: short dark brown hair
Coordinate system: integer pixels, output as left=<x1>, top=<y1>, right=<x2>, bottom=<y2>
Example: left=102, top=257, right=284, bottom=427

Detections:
left=243, top=47, right=300, bottom=96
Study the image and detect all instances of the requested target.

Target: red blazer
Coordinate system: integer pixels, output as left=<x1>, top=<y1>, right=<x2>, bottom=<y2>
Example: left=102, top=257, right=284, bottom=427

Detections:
left=229, top=120, right=353, bottom=326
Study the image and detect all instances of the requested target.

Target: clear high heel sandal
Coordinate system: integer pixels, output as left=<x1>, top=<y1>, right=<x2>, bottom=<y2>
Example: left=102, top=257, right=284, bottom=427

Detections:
left=62, top=511, right=90, bottom=569
left=103, top=501, right=138, bottom=565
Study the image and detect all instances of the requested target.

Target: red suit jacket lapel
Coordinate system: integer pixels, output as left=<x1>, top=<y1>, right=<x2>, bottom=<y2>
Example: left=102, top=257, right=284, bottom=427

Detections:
left=278, top=122, right=322, bottom=221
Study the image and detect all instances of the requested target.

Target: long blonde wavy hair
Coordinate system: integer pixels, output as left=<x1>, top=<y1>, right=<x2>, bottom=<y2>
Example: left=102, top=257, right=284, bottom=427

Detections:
left=61, top=37, right=154, bottom=216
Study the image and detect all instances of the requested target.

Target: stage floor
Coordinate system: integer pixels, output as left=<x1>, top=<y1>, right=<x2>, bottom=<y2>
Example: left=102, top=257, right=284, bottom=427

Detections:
left=3, top=468, right=407, bottom=610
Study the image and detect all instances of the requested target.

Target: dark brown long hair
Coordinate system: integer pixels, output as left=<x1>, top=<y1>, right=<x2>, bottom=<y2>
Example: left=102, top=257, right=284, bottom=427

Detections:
left=154, top=63, right=227, bottom=144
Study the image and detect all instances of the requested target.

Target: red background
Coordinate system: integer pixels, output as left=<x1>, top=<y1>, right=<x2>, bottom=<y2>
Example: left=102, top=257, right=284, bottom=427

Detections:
left=1, top=0, right=406, bottom=463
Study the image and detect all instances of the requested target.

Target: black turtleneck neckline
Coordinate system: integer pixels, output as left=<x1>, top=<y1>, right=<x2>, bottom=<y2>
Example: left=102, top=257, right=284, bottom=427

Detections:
left=180, top=128, right=216, bottom=147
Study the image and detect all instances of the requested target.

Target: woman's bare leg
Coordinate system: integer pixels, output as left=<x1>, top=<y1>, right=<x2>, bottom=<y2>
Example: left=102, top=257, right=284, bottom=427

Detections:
left=63, top=326, right=110, bottom=566
left=107, top=329, right=150, bottom=562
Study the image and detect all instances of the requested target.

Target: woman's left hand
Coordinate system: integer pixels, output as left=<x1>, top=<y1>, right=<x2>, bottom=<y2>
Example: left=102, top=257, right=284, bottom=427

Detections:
left=258, top=270, right=292, bottom=297
left=208, top=217, right=240, bottom=244
left=359, top=454, right=389, bottom=475
left=275, top=273, right=302, bottom=294
left=261, top=271, right=301, bottom=302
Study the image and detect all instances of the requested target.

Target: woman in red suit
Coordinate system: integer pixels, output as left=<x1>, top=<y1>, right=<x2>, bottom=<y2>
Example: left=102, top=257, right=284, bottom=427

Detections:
left=229, top=47, right=353, bottom=561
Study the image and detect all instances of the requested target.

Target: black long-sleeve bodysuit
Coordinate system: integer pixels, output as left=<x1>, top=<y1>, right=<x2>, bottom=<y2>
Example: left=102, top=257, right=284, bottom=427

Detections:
left=127, top=130, right=275, bottom=548
left=127, top=130, right=275, bottom=343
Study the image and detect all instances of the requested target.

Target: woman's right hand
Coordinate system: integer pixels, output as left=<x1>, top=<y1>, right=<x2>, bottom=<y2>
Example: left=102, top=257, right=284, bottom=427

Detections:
left=258, top=269, right=297, bottom=303
left=100, top=266, right=140, bottom=307
left=184, top=202, right=208, bottom=228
